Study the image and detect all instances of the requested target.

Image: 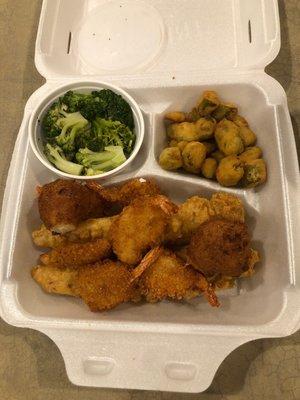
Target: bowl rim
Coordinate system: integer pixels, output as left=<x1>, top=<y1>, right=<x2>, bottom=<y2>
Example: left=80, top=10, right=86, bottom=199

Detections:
left=28, top=80, right=145, bottom=180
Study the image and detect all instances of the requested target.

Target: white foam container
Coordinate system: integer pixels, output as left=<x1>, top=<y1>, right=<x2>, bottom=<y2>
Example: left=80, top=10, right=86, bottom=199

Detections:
left=0, top=0, right=299, bottom=393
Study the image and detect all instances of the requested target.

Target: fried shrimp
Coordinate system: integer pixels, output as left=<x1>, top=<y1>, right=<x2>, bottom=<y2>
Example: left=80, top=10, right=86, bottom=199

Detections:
left=87, top=178, right=161, bottom=210
left=109, top=195, right=177, bottom=265
left=73, top=260, right=140, bottom=311
left=32, top=224, right=68, bottom=248
left=39, top=238, right=111, bottom=268
left=188, top=218, right=251, bottom=277
left=38, top=179, right=105, bottom=233
left=137, top=249, right=219, bottom=306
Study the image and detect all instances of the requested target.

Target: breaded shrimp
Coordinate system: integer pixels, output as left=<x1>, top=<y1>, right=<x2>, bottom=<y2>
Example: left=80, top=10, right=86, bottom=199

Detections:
left=39, top=238, right=111, bottom=268
left=109, top=196, right=177, bottom=265
left=87, top=178, right=161, bottom=210
left=73, top=260, right=141, bottom=311
left=38, top=179, right=105, bottom=233
left=137, top=249, right=219, bottom=306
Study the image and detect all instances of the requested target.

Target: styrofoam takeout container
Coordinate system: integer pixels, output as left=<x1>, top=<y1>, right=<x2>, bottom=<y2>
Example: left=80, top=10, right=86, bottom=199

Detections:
left=0, top=0, right=300, bottom=393
left=29, top=81, right=145, bottom=180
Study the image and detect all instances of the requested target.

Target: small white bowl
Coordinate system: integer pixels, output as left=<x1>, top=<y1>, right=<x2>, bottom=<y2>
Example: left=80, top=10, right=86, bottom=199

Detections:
left=29, top=81, right=144, bottom=180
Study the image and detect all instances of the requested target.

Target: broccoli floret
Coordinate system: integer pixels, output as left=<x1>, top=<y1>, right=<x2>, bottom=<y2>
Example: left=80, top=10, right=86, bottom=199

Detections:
left=44, top=143, right=83, bottom=175
left=92, top=117, right=135, bottom=156
left=42, top=101, right=67, bottom=139
left=76, top=146, right=126, bottom=175
left=55, top=112, right=89, bottom=155
left=60, top=90, right=87, bottom=113
left=92, top=90, right=135, bottom=129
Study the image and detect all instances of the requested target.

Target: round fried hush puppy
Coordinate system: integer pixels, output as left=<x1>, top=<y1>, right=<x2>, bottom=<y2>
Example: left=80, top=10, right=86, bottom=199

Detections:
left=239, top=146, right=263, bottom=163
left=241, top=159, right=267, bottom=188
left=165, top=111, right=186, bottom=123
left=215, top=119, right=244, bottom=155
left=73, top=260, right=140, bottom=311
left=188, top=219, right=251, bottom=277
left=182, top=142, right=207, bottom=174
left=216, top=156, right=244, bottom=187
left=38, top=179, right=105, bottom=233
left=159, top=147, right=183, bottom=171
left=238, top=126, right=257, bottom=147
left=201, top=158, right=218, bottom=179
left=211, top=150, right=225, bottom=163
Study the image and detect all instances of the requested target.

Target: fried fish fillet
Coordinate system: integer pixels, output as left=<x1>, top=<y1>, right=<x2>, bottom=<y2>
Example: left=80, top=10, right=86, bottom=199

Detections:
left=39, top=238, right=111, bottom=268
left=32, top=260, right=140, bottom=311
left=38, top=179, right=105, bottom=233
left=31, top=265, right=77, bottom=296
left=32, top=216, right=117, bottom=249
left=137, top=249, right=219, bottom=306
left=109, top=195, right=177, bottom=265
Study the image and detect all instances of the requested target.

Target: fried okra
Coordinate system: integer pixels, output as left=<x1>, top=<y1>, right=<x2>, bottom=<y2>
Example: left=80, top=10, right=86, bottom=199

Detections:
left=201, top=158, right=218, bottom=179
left=215, top=119, right=244, bottom=156
left=216, top=156, right=244, bottom=187
left=182, top=142, right=207, bottom=173
left=239, top=146, right=263, bottom=163
left=159, top=147, right=183, bottom=171
left=241, top=159, right=267, bottom=188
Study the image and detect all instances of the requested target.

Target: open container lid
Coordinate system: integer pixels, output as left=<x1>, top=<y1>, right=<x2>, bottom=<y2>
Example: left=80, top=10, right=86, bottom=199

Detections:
left=35, top=0, right=281, bottom=82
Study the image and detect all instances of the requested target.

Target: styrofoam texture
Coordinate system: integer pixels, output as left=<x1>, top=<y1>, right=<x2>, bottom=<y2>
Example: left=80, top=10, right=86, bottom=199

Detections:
left=0, top=0, right=300, bottom=394
left=29, top=81, right=144, bottom=180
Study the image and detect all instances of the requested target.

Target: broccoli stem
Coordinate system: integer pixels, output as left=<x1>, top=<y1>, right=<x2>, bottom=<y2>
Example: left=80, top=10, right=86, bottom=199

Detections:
left=45, top=144, right=83, bottom=176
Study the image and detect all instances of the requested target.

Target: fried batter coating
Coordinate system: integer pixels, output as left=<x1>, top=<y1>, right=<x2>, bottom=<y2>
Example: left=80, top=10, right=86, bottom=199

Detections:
left=32, top=224, right=67, bottom=248
left=201, top=158, right=218, bottom=179
left=31, top=265, right=77, bottom=296
left=109, top=196, right=177, bottom=265
left=87, top=178, right=161, bottom=210
left=188, top=219, right=251, bottom=277
left=159, top=147, right=183, bottom=171
left=40, top=239, right=111, bottom=268
left=216, top=156, right=244, bottom=187
left=167, top=196, right=215, bottom=243
left=165, top=111, right=186, bottom=122
left=73, top=260, right=140, bottom=311
left=210, top=192, right=245, bottom=223
left=38, top=179, right=105, bottom=233
left=137, top=249, right=219, bottom=306
left=67, top=216, right=117, bottom=242
left=182, top=142, right=207, bottom=173
left=32, top=216, right=116, bottom=248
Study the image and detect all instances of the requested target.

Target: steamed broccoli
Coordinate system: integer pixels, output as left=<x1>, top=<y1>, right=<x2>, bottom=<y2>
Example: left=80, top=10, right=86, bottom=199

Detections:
left=44, top=143, right=83, bottom=175
left=60, top=90, right=87, bottom=113
left=55, top=112, right=89, bottom=155
left=92, top=117, right=135, bottom=155
left=76, top=146, right=126, bottom=175
left=91, top=90, right=134, bottom=129
left=42, top=101, right=67, bottom=138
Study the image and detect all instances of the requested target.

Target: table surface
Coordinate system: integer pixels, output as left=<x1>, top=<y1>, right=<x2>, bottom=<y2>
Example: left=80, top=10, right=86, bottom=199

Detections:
left=0, top=0, right=299, bottom=399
